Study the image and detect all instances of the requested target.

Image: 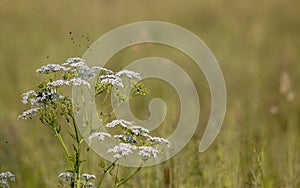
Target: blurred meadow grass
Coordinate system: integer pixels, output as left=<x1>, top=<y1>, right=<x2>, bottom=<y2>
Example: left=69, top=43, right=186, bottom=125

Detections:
left=1, top=0, right=300, bottom=187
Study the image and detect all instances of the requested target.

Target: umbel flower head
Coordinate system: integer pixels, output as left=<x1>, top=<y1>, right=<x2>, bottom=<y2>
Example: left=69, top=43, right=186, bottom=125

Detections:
left=90, top=119, right=170, bottom=161
left=0, top=171, right=15, bottom=187
left=58, top=172, right=96, bottom=188
left=18, top=57, right=147, bottom=121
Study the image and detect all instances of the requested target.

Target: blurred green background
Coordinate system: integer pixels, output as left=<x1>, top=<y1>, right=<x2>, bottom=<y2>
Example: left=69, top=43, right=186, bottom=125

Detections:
left=1, top=0, right=300, bottom=187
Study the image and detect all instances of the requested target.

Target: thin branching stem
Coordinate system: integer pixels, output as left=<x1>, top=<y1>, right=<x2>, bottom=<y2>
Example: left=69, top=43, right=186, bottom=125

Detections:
left=55, top=131, right=73, bottom=168
left=114, top=163, right=119, bottom=188
left=97, top=159, right=118, bottom=188
left=116, top=164, right=143, bottom=187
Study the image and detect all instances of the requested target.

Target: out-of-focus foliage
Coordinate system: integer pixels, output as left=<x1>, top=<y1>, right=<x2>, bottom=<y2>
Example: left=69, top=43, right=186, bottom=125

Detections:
left=1, top=0, right=300, bottom=187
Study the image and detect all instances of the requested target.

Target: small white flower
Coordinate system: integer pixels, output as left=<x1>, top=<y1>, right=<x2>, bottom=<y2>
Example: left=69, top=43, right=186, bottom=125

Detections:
left=107, top=143, right=137, bottom=159
left=105, top=119, right=131, bottom=129
left=116, top=70, right=141, bottom=80
left=0, top=171, right=15, bottom=182
left=62, top=57, right=87, bottom=69
left=47, top=78, right=91, bottom=88
left=36, top=64, right=69, bottom=74
left=27, top=89, right=66, bottom=106
left=70, top=61, right=86, bottom=68
left=130, top=125, right=150, bottom=136
left=138, top=146, right=159, bottom=159
left=99, top=74, right=123, bottom=88
left=88, top=132, right=111, bottom=141
left=146, top=137, right=170, bottom=146
left=58, top=172, right=76, bottom=182
left=21, top=90, right=37, bottom=104
left=69, top=78, right=91, bottom=88
left=81, top=173, right=96, bottom=180
left=86, top=182, right=96, bottom=188
left=78, top=68, right=96, bottom=79
left=47, top=79, right=70, bottom=87
left=18, top=108, right=40, bottom=120
left=91, top=66, right=114, bottom=74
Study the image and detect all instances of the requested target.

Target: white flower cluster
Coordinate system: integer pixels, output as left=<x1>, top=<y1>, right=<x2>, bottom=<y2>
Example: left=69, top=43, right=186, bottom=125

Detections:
left=0, top=171, right=15, bottom=187
left=69, top=78, right=91, bottom=87
left=46, top=79, right=69, bottom=87
left=81, top=173, right=96, bottom=181
left=93, top=119, right=170, bottom=160
left=36, top=58, right=143, bottom=90
left=36, top=58, right=90, bottom=78
left=63, top=58, right=129, bottom=86
left=58, top=172, right=76, bottom=182
left=58, top=172, right=96, bottom=187
left=19, top=87, right=71, bottom=119
left=106, top=142, right=161, bottom=160
left=138, top=146, right=159, bottom=158
left=104, top=119, right=132, bottom=129
left=130, top=125, right=150, bottom=136
left=82, top=182, right=96, bottom=188
left=36, top=64, right=70, bottom=74
left=98, top=69, right=142, bottom=89
left=20, top=58, right=105, bottom=120
left=28, top=58, right=143, bottom=107
left=62, top=58, right=87, bottom=69
left=63, top=58, right=99, bottom=80
left=22, top=89, right=66, bottom=106
left=88, top=132, right=111, bottom=141
left=46, top=77, right=91, bottom=88
left=99, top=74, right=123, bottom=88
left=90, top=66, right=114, bottom=74
left=21, top=90, right=37, bottom=104
left=146, top=136, right=170, bottom=147
left=18, top=108, right=40, bottom=120
left=107, top=143, right=137, bottom=159
left=104, top=120, right=150, bottom=136
left=116, top=70, right=141, bottom=80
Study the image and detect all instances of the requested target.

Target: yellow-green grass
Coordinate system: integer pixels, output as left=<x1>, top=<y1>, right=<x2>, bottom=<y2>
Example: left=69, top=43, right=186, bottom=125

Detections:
left=1, top=0, right=300, bottom=187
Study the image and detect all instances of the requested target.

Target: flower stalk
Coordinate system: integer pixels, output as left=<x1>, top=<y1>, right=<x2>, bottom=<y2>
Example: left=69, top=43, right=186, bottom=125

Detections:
left=19, top=57, right=168, bottom=187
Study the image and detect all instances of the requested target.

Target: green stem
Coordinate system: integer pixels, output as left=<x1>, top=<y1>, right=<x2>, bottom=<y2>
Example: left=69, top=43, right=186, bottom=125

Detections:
left=97, top=159, right=118, bottom=188
left=114, top=164, right=119, bottom=188
left=80, top=139, right=91, bottom=173
left=116, top=162, right=144, bottom=187
left=102, top=89, right=111, bottom=108
left=76, top=141, right=81, bottom=188
left=67, top=115, right=82, bottom=188
left=102, top=109, right=115, bottom=125
left=55, top=131, right=73, bottom=168
left=70, top=114, right=80, bottom=143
